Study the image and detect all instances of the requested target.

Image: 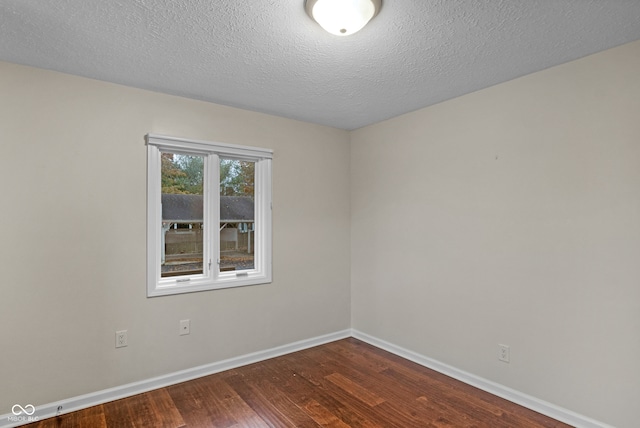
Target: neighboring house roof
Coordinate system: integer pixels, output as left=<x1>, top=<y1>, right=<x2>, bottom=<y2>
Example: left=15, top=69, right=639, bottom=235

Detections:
left=162, top=194, right=253, bottom=222
left=220, top=196, right=254, bottom=222
left=162, top=194, right=203, bottom=222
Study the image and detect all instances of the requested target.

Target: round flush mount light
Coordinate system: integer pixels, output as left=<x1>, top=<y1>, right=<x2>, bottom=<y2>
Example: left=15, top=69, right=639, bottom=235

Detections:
left=305, top=0, right=382, bottom=36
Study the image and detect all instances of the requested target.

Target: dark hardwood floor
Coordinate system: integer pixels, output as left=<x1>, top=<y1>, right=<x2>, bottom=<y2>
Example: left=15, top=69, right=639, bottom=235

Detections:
left=27, top=338, right=572, bottom=427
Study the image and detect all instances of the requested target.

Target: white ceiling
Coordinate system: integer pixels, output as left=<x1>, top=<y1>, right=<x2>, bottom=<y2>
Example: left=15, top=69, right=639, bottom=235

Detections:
left=1, top=0, right=640, bottom=130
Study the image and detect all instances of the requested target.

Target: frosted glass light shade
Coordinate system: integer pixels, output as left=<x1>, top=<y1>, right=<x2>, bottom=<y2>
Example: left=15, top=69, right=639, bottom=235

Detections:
left=305, top=0, right=381, bottom=36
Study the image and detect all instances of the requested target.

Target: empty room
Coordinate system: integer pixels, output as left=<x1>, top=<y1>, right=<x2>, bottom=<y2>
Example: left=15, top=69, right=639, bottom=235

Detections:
left=1, top=1, right=639, bottom=427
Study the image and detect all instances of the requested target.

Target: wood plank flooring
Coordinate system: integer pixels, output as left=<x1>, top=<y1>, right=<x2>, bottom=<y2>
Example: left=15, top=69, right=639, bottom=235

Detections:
left=26, top=338, right=572, bottom=427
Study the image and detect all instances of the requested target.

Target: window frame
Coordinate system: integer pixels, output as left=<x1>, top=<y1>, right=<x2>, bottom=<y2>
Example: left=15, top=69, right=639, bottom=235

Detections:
left=146, top=134, right=272, bottom=297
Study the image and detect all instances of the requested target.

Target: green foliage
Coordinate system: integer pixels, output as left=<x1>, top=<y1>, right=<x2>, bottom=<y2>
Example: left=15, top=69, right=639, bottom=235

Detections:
left=220, top=159, right=254, bottom=196
left=161, top=153, right=203, bottom=194
left=161, top=153, right=254, bottom=197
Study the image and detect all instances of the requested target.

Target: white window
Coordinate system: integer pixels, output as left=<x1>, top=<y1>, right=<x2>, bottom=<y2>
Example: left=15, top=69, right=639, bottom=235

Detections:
left=146, top=134, right=272, bottom=297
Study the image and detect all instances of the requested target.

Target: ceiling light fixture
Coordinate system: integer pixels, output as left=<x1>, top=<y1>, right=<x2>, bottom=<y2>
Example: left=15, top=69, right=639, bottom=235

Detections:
left=305, top=0, right=382, bottom=36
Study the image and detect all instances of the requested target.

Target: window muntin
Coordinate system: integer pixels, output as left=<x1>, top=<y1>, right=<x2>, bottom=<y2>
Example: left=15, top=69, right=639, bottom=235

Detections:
left=146, top=134, right=272, bottom=297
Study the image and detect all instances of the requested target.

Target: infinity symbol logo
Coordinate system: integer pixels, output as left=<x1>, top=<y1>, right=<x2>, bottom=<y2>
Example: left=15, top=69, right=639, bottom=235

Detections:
left=12, top=404, right=36, bottom=416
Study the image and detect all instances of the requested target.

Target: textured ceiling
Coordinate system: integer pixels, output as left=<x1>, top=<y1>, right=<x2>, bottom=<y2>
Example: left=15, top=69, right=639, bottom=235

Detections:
left=1, top=0, right=640, bottom=130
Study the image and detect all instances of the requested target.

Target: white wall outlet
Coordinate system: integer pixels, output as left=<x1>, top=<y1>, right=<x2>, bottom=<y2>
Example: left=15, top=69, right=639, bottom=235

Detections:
left=498, top=344, right=510, bottom=363
left=115, top=330, right=128, bottom=348
left=179, top=319, right=190, bottom=336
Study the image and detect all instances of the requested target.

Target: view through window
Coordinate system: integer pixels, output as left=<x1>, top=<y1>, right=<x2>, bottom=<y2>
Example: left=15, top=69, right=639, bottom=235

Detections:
left=219, top=159, right=255, bottom=272
left=160, top=155, right=256, bottom=277
left=161, top=153, right=204, bottom=277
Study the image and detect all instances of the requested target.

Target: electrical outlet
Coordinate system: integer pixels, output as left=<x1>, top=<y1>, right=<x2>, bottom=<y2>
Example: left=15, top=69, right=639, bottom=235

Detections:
left=115, top=330, right=128, bottom=348
left=179, top=319, right=190, bottom=336
left=498, top=344, right=510, bottom=363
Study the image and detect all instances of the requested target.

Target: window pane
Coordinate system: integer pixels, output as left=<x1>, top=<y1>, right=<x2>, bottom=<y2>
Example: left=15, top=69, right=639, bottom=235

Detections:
left=160, top=152, right=204, bottom=277
left=220, top=159, right=255, bottom=271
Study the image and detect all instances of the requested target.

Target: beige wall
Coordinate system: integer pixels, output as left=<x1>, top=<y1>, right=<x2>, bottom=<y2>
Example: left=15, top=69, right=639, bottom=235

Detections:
left=0, top=62, right=351, bottom=409
left=351, top=40, right=640, bottom=428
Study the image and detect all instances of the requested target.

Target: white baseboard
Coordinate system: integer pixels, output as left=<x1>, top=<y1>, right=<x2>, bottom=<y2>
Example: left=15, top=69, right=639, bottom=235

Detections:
left=351, top=329, right=613, bottom=428
left=1, top=329, right=612, bottom=428
left=0, top=329, right=351, bottom=428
